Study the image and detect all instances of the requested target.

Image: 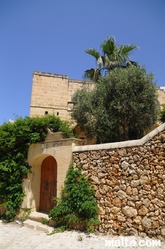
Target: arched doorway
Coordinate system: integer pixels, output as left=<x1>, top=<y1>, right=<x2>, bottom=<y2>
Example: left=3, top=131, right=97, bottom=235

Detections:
left=39, top=156, right=57, bottom=213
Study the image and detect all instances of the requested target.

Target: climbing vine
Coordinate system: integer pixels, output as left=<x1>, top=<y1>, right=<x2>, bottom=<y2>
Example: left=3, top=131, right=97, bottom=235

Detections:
left=0, top=115, right=73, bottom=221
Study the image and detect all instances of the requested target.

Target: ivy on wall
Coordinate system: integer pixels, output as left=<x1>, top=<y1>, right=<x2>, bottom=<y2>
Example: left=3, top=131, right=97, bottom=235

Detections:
left=0, top=115, right=73, bottom=221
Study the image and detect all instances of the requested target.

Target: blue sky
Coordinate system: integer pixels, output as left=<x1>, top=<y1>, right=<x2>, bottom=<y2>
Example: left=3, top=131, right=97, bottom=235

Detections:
left=0, top=0, right=165, bottom=124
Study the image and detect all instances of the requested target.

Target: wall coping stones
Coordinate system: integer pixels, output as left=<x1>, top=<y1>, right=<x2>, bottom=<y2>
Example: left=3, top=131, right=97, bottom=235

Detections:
left=33, top=71, right=90, bottom=84
left=72, top=123, right=165, bottom=152
left=33, top=71, right=68, bottom=79
left=72, top=123, right=165, bottom=237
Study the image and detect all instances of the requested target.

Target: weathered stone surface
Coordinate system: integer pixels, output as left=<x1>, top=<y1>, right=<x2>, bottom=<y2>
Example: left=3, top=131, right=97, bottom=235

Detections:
left=161, top=228, right=165, bottom=237
left=152, top=220, right=160, bottom=228
left=117, top=215, right=126, bottom=222
left=142, top=198, right=150, bottom=207
left=99, top=185, right=109, bottom=194
left=132, top=188, right=138, bottom=195
left=112, top=197, right=122, bottom=207
left=138, top=206, right=148, bottom=216
left=98, top=172, right=106, bottom=179
left=117, top=190, right=127, bottom=199
left=131, top=180, right=140, bottom=187
left=82, top=164, right=88, bottom=170
left=134, top=216, right=142, bottom=224
left=110, top=207, right=121, bottom=214
left=142, top=217, right=152, bottom=229
left=90, top=175, right=100, bottom=184
left=127, top=201, right=135, bottom=207
left=121, top=161, right=129, bottom=169
left=122, top=206, right=137, bottom=218
left=126, top=186, right=132, bottom=195
left=135, top=201, right=143, bottom=209
left=73, top=129, right=165, bottom=237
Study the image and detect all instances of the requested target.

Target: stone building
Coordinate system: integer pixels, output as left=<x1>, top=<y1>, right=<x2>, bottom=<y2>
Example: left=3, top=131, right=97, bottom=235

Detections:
left=30, top=71, right=165, bottom=123
left=23, top=71, right=165, bottom=236
left=158, top=87, right=165, bottom=106
left=30, top=71, right=92, bottom=122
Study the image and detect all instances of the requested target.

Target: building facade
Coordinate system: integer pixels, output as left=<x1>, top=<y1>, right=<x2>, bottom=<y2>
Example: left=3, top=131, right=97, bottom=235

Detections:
left=30, top=71, right=165, bottom=122
left=30, top=71, right=92, bottom=122
left=25, top=71, right=165, bottom=216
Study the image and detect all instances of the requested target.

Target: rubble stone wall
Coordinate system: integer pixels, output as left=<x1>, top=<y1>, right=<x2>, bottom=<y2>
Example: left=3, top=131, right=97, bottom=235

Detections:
left=72, top=124, right=165, bottom=238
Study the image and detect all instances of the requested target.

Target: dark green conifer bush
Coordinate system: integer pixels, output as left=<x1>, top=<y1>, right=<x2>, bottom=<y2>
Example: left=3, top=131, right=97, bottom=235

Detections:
left=49, top=165, right=100, bottom=232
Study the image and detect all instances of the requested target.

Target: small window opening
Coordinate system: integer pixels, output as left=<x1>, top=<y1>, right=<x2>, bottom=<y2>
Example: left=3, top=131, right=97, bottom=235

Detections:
left=67, top=102, right=75, bottom=111
left=57, top=112, right=59, bottom=116
left=45, top=111, right=48, bottom=115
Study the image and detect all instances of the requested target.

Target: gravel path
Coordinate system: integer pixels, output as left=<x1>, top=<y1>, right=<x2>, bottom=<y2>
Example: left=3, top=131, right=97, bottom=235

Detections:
left=0, top=221, right=164, bottom=249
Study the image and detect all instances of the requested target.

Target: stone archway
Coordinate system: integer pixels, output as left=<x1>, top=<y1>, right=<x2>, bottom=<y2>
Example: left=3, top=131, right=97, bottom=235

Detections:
left=39, top=156, right=57, bottom=213
left=22, top=135, right=82, bottom=213
left=22, top=153, right=57, bottom=213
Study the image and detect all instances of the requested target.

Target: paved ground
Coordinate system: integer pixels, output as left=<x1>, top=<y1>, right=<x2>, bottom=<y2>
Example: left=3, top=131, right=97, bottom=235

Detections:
left=0, top=221, right=164, bottom=249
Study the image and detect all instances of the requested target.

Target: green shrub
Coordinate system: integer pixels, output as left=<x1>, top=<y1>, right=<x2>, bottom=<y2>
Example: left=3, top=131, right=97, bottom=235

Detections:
left=160, top=104, right=165, bottom=123
left=0, top=115, right=73, bottom=221
left=49, top=165, right=100, bottom=232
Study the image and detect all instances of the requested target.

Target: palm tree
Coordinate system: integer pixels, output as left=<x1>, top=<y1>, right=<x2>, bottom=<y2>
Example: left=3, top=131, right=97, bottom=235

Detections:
left=84, top=36, right=138, bottom=81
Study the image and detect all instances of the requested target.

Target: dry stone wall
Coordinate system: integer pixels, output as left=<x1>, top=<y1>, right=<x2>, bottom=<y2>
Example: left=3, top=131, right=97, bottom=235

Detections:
left=72, top=124, right=165, bottom=238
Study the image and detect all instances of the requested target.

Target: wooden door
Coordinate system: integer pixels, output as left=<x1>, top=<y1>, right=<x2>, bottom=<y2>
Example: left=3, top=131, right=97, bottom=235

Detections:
left=39, top=156, right=57, bottom=213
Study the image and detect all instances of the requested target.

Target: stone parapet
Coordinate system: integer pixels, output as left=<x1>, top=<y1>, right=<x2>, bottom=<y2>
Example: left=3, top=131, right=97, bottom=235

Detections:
left=73, top=123, right=165, bottom=152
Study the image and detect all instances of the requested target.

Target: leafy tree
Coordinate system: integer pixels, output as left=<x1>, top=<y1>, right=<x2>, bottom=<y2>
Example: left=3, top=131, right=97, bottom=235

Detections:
left=160, top=104, right=165, bottom=122
left=84, top=36, right=138, bottom=81
left=0, top=115, right=73, bottom=221
left=49, top=165, right=99, bottom=232
left=72, top=66, right=159, bottom=143
left=71, top=89, right=95, bottom=140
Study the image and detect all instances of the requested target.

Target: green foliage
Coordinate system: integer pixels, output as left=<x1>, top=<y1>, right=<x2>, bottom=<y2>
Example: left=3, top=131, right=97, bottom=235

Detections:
left=160, top=104, right=165, bottom=123
left=18, top=208, right=31, bottom=222
left=72, top=66, right=160, bottom=143
left=49, top=165, right=100, bottom=232
left=0, top=115, right=73, bottom=221
left=48, top=226, right=66, bottom=235
left=72, top=89, right=95, bottom=140
left=84, top=36, right=138, bottom=81
left=41, top=217, right=49, bottom=225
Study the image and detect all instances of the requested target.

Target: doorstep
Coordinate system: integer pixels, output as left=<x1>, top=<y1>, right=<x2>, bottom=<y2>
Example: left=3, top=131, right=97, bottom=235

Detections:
left=28, top=211, right=49, bottom=223
left=28, top=211, right=55, bottom=226
left=22, top=211, right=55, bottom=233
left=23, top=219, right=54, bottom=234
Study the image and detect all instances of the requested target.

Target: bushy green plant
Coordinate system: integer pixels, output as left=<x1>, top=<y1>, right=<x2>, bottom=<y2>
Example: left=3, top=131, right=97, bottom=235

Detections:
left=0, top=115, right=73, bottom=221
left=72, top=66, right=159, bottom=143
left=49, top=165, right=99, bottom=232
left=160, top=104, right=165, bottom=123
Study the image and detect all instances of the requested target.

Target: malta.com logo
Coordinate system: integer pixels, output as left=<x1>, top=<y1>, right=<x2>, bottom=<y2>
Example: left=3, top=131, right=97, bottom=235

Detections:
left=105, top=237, right=161, bottom=248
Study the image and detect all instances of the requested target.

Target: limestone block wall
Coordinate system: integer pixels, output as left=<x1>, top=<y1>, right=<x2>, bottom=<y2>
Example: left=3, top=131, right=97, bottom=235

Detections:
left=158, top=88, right=165, bottom=106
left=72, top=123, right=165, bottom=238
left=30, top=71, right=92, bottom=121
left=30, top=72, right=70, bottom=120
